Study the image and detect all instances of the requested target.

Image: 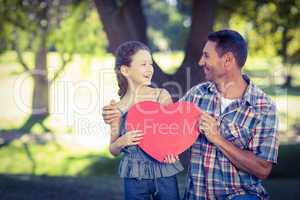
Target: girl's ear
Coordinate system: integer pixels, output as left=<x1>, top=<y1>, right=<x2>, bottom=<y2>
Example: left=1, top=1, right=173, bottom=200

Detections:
left=120, top=65, right=129, bottom=77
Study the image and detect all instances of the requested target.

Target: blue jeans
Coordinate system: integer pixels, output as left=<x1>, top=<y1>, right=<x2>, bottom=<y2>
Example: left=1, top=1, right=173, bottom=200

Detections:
left=123, top=175, right=180, bottom=200
left=231, top=194, right=261, bottom=200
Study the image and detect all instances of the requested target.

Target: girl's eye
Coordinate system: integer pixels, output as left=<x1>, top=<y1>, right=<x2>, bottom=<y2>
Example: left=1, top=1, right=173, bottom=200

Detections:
left=142, top=62, right=153, bottom=66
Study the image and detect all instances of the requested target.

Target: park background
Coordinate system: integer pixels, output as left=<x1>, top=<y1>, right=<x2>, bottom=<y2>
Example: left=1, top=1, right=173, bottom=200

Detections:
left=0, top=0, right=300, bottom=199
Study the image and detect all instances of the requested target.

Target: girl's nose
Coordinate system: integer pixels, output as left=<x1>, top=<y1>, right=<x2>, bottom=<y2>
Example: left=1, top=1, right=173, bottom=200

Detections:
left=147, top=64, right=154, bottom=71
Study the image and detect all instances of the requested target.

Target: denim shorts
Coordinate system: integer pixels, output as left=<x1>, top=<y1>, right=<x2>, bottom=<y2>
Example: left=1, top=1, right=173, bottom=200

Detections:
left=123, top=175, right=180, bottom=200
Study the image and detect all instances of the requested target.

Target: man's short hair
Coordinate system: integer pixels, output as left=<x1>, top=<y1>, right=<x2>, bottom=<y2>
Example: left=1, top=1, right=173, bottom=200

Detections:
left=208, top=29, right=248, bottom=68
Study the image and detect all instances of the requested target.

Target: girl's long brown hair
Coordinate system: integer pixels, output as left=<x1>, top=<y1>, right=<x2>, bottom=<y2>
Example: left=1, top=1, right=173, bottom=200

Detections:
left=115, top=41, right=150, bottom=98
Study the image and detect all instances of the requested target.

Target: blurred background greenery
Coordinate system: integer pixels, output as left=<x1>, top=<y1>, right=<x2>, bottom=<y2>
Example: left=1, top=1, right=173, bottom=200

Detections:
left=0, top=0, right=300, bottom=199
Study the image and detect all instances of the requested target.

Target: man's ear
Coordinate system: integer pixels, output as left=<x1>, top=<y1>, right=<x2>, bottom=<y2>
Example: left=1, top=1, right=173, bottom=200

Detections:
left=223, top=52, right=234, bottom=69
left=120, top=65, right=129, bottom=77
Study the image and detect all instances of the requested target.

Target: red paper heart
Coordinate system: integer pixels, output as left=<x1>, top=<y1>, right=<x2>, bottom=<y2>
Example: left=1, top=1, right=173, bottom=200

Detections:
left=126, top=101, right=201, bottom=162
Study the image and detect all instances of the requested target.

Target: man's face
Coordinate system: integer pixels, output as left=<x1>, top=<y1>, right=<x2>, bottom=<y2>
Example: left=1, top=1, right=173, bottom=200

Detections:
left=198, top=41, right=226, bottom=81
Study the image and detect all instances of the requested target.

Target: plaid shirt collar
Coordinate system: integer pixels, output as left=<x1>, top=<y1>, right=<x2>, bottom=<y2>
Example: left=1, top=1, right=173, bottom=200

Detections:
left=206, top=74, right=256, bottom=107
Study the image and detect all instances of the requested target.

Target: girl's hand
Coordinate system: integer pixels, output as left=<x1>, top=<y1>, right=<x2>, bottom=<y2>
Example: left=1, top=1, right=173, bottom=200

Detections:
left=163, top=154, right=179, bottom=164
left=119, top=130, right=144, bottom=147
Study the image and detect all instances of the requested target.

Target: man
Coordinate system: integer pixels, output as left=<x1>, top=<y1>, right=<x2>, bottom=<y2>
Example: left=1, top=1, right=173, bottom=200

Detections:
left=103, top=30, right=279, bottom=199
left=179, top=30, right=278, bottom=200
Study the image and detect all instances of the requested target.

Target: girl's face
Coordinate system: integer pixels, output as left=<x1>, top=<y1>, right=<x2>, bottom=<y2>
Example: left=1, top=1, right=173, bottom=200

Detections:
left=122, top=49, right=154, bottom=87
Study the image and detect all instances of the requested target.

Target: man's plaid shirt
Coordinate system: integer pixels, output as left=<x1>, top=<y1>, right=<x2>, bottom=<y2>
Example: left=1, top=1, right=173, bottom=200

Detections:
left=180, top=74, right=279, bottom=200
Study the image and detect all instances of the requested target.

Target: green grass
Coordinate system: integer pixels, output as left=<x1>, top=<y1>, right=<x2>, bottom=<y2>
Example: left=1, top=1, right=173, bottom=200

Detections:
left=0, top=139, right=113, bottom=176
left=1, top=137, right=300, bottom=179
left=0, top=142, right=299, bottom=200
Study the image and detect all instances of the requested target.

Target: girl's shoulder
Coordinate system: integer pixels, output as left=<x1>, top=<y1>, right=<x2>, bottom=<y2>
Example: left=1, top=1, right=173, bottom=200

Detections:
left=115, top=100, right=129, bottom=114
left=140, top=87, right=162, bottom=99
left=147, top=87, right=167, bottom=95
left=145, top=87, right=167, bottom=101
left=154, top=87, right=172, bottom=104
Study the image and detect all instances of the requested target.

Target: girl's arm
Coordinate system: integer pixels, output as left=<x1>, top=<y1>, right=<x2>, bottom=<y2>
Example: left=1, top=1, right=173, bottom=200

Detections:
left=108, top=120, right=123, bottom=156
left=109, top=120, right=144, bottom=156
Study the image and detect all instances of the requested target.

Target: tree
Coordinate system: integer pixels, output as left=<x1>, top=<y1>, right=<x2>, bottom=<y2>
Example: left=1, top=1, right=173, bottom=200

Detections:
left=232, top=0, right=300, bottom=87
left=172, top=0, right=216, bottom=97
left=0, top=0, right=89, bottom=133
left=94, top=0, right=217, bottom=100
left=265, top=0, right=300, bottom=87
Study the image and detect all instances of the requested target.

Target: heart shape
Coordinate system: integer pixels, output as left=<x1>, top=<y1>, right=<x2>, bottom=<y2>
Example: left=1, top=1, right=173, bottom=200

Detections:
left=126, top=101, right=201, bottom=162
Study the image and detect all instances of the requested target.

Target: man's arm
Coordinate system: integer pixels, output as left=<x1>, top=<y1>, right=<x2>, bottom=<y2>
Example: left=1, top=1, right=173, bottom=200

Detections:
left=200, top=111, right=278, bottom=179
left=214, top=136, right=272, bottom=179
left=102, top=100, right=121, bottom=125
left=158, top=89, right=173, bottom=105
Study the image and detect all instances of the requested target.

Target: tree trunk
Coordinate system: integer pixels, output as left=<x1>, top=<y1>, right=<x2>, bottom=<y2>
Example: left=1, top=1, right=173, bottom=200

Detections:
left=171, top=0, right=217, bottom=99
left=93, top=0, right=169, bottom=87
left=32, top=30, right=49, bottom=116
left=94, top=0, right=147, bottom=51
left=21, top=30, right=49, bottom=131
left=94, top=0, right=216, bottom=99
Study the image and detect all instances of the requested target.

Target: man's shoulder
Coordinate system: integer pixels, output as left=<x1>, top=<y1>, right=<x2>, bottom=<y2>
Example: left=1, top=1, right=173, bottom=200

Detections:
left=250, top=84, right=277, bottom=114
left=187, top=81, right=212, bottom=96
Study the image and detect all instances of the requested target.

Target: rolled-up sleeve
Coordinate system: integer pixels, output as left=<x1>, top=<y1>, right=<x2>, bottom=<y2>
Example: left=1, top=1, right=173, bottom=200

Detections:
left=249, top=104, right=279, bottom=163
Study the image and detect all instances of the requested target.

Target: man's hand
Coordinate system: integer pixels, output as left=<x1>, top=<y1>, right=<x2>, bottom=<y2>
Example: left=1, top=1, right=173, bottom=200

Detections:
left=198, top=112, right=273, bottom=180
left=199, top=112, right=223, bottom=145
left=102, top=100, right=121, bottom=125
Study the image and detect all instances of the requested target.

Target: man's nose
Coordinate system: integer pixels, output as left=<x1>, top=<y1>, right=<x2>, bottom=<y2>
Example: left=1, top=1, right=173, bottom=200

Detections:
left=198, top=56, right=204, bottom=67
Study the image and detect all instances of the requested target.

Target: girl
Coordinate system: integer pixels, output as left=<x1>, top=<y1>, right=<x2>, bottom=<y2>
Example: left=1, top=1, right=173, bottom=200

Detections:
left=102, top=41, right=183, bottom=200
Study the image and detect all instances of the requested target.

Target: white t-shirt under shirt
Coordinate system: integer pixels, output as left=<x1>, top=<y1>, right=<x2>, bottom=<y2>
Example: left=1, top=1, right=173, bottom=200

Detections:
left=220, top=95, right=237, bottom=113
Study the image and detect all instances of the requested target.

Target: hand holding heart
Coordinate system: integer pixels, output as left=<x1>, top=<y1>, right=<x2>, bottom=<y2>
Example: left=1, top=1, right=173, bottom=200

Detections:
left=118, top=131, right=178, bottom=163
left=118, top=130, right=144, bottom=147
left=164, top=154, right=179, bottom=164
left=198, top=112, right=222, bottom=144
